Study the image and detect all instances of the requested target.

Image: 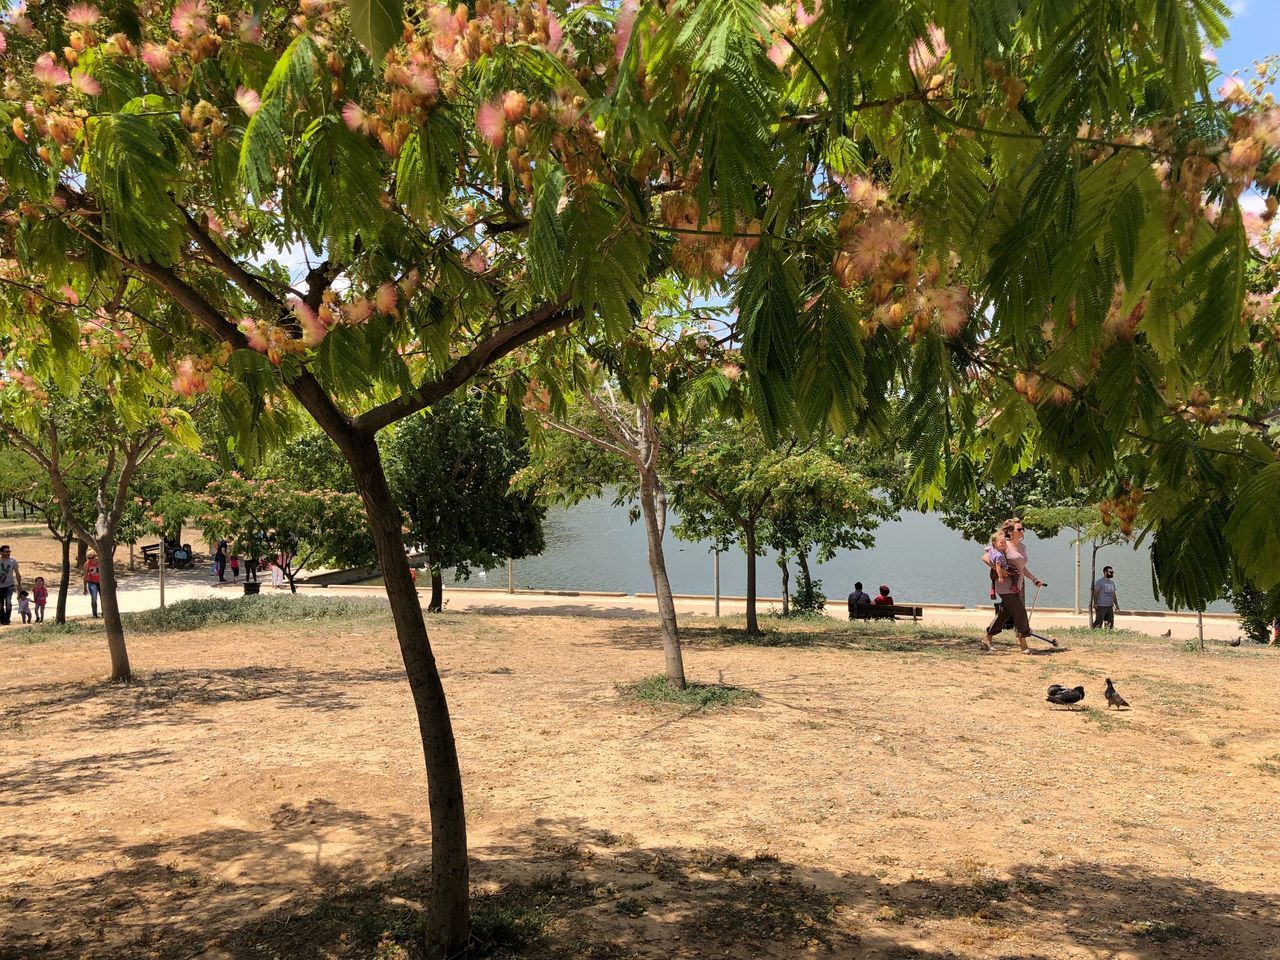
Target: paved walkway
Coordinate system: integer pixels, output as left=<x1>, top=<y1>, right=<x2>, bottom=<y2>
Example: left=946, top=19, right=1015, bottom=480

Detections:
left=10, top=574, right=1244, bottom=644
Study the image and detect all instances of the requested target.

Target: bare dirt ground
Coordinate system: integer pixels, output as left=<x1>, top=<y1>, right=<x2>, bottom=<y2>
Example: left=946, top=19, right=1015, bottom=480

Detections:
left=2, top=606, right=1279, bottom=960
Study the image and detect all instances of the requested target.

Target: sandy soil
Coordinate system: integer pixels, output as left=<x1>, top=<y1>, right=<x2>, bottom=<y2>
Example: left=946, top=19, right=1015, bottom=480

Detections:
left=2, top=609, right=1279, bottom=960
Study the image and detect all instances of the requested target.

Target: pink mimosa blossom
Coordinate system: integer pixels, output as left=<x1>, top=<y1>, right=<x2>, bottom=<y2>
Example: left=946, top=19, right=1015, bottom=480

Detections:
left=344, top=298, right=374, bottom=324
left=239, top=318, right=270, bottom=353
left=171, top=0, right=208, bottom=39
left=71, top=70, right=101, bottom=95
left=235, top=86, right=261, bottom=117
left=614, top=0, right=638, bottom=63
left=1219, top=75, right=1247, bottom=103
left=65, top=4, right=101, bottom=27
left=141, top=43, right=171, bottom=72
left=375, top=282, right=399, bottom=316
left=341, top=101, right=368, bottom=133
left=34, top=52, right=71, bottom=86
left=767, top=39, right=789, bottom=68
left=795, top=0, right=821, bottom=28
left=908, top=24, right=948, bottom=81
left=477, top=101, right=504, bottom=147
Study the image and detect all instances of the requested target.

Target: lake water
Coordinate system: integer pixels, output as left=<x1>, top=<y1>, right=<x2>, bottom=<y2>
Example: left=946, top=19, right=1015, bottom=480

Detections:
left=467, top=496, right=1228, bottom=613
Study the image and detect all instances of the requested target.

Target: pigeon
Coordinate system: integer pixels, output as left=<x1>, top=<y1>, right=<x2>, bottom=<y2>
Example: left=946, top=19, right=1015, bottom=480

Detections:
left=1161, top=629, right=1172, bottom=638
left=1228, top=637, right=1242, bottom=647
left=1047, top=685, right=1085, bottom=709
left=1103, top=678, right=1129, bottom=710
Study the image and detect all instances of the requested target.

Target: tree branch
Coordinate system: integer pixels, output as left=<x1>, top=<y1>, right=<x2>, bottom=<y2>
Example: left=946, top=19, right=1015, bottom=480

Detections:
left=354, top=298, right=583, bottom=435
left=540, top=413, right=640, bottom=466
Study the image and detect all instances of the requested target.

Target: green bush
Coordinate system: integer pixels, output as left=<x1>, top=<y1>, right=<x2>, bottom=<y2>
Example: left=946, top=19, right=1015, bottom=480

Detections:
left=619, top=675, right=758, bottom=710
left=1227, top=581, right=1279, bottom=644
left=791, top=577, right=826, bottom=615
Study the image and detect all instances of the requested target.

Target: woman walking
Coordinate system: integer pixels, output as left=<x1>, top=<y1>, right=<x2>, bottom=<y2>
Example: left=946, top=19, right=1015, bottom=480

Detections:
left=981, top=518, right=1045, bottom=653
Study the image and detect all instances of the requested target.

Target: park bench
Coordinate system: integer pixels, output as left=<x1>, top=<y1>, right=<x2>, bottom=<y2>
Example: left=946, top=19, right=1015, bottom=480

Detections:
left=850, top=602, right=924, bottom=623
left=141, top=540, right=197, bottom=570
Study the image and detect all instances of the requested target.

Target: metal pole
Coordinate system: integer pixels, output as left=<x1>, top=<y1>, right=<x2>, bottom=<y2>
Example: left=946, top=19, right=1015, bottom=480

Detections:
left=507, top=557, right=514, bottom=594
left=713, top=550, right=721, bottom=618
left=1197, top=611, right=1204, bottom=651
left=159, top=536, right=166, bottom=609
left=1073, top=540, right=1081, bottom=616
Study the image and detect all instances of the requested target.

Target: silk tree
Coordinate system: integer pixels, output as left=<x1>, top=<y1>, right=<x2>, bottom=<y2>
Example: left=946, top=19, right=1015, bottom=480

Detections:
left=522, top=287, right=743, bottom=688
left=0, top=1, right=1265, bottom=954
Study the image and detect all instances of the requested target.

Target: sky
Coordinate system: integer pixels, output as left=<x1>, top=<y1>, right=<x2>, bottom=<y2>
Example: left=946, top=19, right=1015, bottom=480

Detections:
left=1217, top=1, right=1280, bottom=76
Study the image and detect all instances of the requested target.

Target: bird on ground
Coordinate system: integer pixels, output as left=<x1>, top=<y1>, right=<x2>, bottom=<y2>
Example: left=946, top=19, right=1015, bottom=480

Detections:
left=1047, top=685, right=1085, bottom=709
left=1228, top=637, right=1242, bottom=647
left=1103, top=678, right=1129, bottom=710
left=1161, top=629, right=1172, bottom=638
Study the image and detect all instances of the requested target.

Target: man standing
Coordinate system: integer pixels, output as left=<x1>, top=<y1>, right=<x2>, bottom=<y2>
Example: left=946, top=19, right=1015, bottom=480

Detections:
left=847, top=581, right=872, bottom=619
left=0, top=544, right=20, bottom=626
left=1092, top=566, right=1119, bottom=629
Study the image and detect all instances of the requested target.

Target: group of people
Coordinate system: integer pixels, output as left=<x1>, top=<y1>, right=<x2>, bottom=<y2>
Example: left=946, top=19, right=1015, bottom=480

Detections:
left=0, top=543, right=102, bottom=624
left=213, top=540, right=288, bottom=588
left=846, top=581, right=896, bottom=618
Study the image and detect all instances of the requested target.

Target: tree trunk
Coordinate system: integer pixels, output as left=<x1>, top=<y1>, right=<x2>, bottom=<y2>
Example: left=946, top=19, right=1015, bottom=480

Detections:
left=638, top=469, right=686, bottom=688
left=744, top=520, right=760, bottom=635
left=75, top=538, right=88, bottom=571
left=342, top=432, right=469, bottom=959
left=797, top=551, right=812, bottom=597
left=428, top=561, right=444, bottom=614
left=96, top=538, right=132, bottom=682
left=56, top=536, right=71, bottom=625
left=778, top=553, right=790, bottom=617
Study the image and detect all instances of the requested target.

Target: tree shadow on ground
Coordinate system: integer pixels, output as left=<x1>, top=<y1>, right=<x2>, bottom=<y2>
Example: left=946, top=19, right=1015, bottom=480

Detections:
left=5, top=809, right=1278, bottom=960
left=0, top=665, right=406, bottom=734
left=604, top=620, right=987, bottom=657
left=460, top=603, right=658, bottom=622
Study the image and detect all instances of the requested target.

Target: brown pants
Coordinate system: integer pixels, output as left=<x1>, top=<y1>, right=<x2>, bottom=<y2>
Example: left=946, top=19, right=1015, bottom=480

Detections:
left=988, top=593, right=1031, bottom=638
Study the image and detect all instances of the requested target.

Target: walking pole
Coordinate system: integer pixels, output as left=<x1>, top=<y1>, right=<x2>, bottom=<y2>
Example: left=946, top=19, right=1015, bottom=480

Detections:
left=1027, top=581, right=1058, bottom=647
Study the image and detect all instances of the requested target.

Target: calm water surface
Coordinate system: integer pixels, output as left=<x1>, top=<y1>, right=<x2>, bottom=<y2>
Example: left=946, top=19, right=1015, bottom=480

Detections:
left=465, top=496, right=1226, bottom=613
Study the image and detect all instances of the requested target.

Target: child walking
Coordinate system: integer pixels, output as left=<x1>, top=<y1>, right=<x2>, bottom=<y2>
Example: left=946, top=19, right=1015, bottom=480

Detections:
left=17, top=589, right=32, bottom=624
left=32, top=577, right=47, bottom=623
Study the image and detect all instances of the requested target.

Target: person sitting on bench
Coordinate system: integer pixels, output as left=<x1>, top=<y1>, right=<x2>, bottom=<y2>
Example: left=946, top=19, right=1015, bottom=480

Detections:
left=873, top=584, right=894, bottom=605
left=847, top=581, right=872, bottom=618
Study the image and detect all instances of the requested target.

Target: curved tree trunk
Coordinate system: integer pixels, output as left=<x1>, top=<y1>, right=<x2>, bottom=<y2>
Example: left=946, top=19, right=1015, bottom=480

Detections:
left=797, top=551, right=813, bottom=598
left=96, top=542, right=131, bottom=682
left=75, top=538, right=88, bottom=571
left=639, top=469, right=685, bottom=688
left=428, top=560, right=444, bottom=614
left=56, top=536, right=71, bottom=625
left=744, top=520, right=760, bottom=636
left=343, top=433, right=468, bottom=959
left=778, top=553, right=790, bottom=617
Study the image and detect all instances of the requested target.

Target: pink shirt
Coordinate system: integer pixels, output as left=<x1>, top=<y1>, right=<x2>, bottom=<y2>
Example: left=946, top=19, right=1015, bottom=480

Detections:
left=1005, top=541, right=1029, bottom=595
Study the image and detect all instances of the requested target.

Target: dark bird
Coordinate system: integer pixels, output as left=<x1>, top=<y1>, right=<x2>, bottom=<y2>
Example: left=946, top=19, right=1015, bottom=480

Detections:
left=1047, top=685, right=1085, bottom=709
left=1228, top=637, right=1242, bottom=647
left=1161, top=629, right=1172, bottom=638
left=1104, top=678, right=1129, bottom=710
